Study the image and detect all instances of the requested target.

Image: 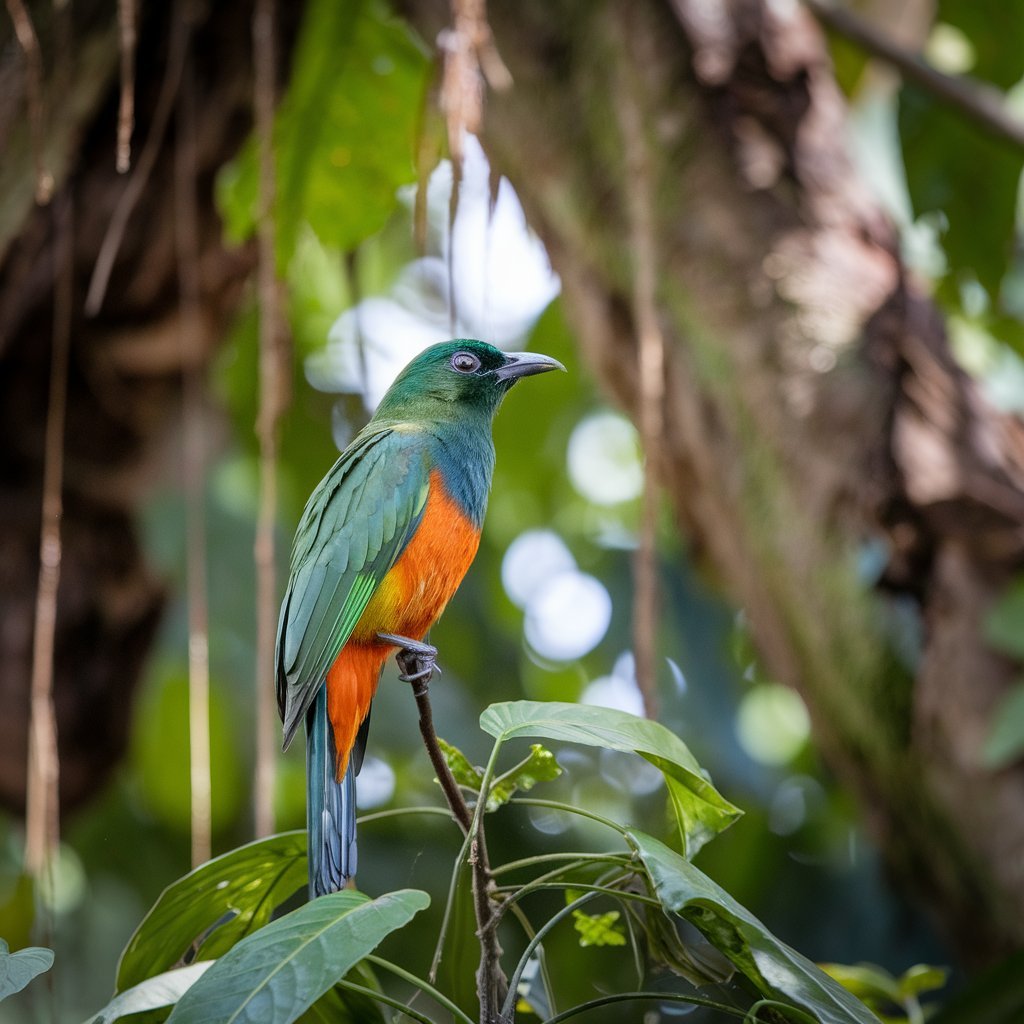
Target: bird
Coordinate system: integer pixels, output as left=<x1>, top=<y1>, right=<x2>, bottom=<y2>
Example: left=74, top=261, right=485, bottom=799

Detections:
left=276, top=339, right=564, bottom=897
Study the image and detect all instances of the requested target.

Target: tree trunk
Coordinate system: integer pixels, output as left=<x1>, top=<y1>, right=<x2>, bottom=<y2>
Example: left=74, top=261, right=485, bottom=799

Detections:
left=0, top=0, right=298, bottom=813
left=405, top=0, right=1024, bottom=964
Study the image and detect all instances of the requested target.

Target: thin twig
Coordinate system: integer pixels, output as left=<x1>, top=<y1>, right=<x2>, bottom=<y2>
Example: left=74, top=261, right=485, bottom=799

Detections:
left=447, top=153, right=461, bottom=336
left=803, top=0, right=1024, bottom=151
left=343, top=249, right=369, bottom=398
left=24, top=188, right=72, bottom=883
left=396, top=648, right=507, bottom=1023
left=116, top=0, right=137, bottom=172
left=85, top=1, right=188, bottom=315
left=438, top=0, right=511, bottom=336
left=174, top=11, right=212, bottom=868
left=252, top=0, right=286, bottom=840
left=615, top=10, right=663, bottom=720
left=6, top=0, right=52, bottom=203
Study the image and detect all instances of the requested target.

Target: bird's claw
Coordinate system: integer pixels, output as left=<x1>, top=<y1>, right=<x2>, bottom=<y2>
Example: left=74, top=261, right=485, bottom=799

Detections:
left=377, top=632, right=441, bottom=685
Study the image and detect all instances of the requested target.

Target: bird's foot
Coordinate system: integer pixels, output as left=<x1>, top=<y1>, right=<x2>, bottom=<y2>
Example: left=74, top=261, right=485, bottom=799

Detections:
left=377, top=633, right=441, bottom=686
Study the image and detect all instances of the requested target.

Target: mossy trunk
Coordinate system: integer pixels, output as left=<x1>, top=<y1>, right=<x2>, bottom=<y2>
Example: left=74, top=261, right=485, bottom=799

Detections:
left=404, top=0, right=1024, bottom=964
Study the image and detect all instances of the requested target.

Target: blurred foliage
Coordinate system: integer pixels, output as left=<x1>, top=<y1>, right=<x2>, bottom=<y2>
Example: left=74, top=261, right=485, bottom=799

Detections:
left=218, top=0, right=428, bottom=267
left=9, top=0, right=1024, bottom=1019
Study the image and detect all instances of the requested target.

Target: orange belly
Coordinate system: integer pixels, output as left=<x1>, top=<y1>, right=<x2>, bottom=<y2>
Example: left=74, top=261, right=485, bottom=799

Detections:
left=326, top=468, right=481, bottom=778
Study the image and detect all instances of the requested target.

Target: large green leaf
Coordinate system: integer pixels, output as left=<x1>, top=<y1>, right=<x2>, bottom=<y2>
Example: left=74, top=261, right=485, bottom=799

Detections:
left=87, top=962, right=213, bottom=1023
left=0, top=939, right=53, bottom=1002
left=480, top=701, right=742, bottom=856
left=166, top=889, right=429, bottom=1024
left=117, top=832, right=307, bottom=991
left=217, top=0, right=429, bottom=265
left=631, top=831, right=882, bottom=1024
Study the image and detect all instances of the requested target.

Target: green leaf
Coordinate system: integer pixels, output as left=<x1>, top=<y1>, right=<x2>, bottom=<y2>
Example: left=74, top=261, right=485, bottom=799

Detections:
left=86, top=962, right=213, bottom=1023
left=117, top=832, right=307, bottom=991
left=437, top=738, right=484, bottom=790
left=897, top=963, right=949, bottom=999
left=982, top=683, right=1024, bottom=768
left=0, top=939, right=54, bottom=1002
left=624, top=901, right=734, bottom=987
left=985, top=578, right=1024, bottom=657
left=819, top=963, right=903, bottom=1006
left=217, top=0, right=428, bottom=266
left=899, top=82, right=1023, bottom=303
left=572, top=909, right=627, bottom=947
left=488, top=744, right=563, bottom=810
left=166, top=888, right=429, bottom=1024
left=480, top=701, right=742, bottom=856
left=630, top=831, right=882, bottom=1024
left=438, top=739, right=563, bottom=811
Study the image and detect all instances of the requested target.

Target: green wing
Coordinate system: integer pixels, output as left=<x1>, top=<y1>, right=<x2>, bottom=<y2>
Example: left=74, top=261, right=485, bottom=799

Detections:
left=276, top=426, right=430, bottom=749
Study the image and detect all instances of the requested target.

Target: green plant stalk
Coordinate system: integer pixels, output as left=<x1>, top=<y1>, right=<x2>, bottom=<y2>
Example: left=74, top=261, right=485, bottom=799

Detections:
left=428, top=826, right=475, bottom=984
left=357, top=806, right=455, bottom=826
left=404, top=659, right=507, bottom=1023
left=744, top=998, right=818, bottom=1023
left=467, top=739, right=508, bottom=1020
left=336, top=979, right=440, bottom=1024
left=366, top=954, right=476, bottom=1024
left=510, top=797, right=630, bottom=836
left=504, top=901, right=558, bottom=1018
left=493, top=857, right=615, bottom=916
left=491, top=852, right=630, bottom=877
left=499, top=891, right=601, bottom=1022
left=542, top=991, right=748, bottom=1023
left=496, top=879, right=661, bottom=911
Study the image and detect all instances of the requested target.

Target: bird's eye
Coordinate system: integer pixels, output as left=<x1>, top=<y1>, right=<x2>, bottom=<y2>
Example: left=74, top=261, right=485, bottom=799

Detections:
left=451, top=351, right=481, bottom=374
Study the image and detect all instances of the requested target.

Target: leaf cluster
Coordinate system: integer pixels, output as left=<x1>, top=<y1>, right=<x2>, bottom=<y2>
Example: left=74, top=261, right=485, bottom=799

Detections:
left=81, top=701, right=890, bottom=1024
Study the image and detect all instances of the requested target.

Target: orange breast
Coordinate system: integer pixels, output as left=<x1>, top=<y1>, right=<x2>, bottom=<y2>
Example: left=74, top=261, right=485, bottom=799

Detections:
left=327, top=469, right=482, bottom=778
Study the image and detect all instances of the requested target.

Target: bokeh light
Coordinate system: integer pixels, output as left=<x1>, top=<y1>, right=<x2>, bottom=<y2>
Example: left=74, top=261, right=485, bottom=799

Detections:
left=501, top=529, right=576, bottom=609
left=524, top=570, right=612, bottom=662
left=356, top=756, right=396, bottom=809
left=735, top=683, right=811, bottom=765
left=567, top=411, right=643, bottom=505
left=581, top=651, right=645, bottom=717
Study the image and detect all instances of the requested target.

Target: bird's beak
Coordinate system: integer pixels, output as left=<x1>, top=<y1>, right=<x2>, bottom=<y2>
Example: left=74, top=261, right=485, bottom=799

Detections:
left=493, top=351, right=566, bottom=381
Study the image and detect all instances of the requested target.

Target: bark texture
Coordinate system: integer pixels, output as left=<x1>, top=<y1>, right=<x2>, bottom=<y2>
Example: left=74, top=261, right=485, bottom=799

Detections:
left=405, top=0, right=1024, bottom=963
left=0, top=0, right=298, bottom=813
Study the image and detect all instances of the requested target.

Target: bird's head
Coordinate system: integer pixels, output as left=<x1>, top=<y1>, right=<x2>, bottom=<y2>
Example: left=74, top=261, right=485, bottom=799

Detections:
left=373, top=339, right=565, bottom=424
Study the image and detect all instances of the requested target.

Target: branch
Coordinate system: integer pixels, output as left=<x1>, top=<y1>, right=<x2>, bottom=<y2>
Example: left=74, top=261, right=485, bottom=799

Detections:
left=5, top=0, right=52, bottom=202
left=24, top=189, right=72, bottom=882
left=615, top=6, right=662, bottom=720
left=85, top=0, right=188, bottom=315
left=396, top=647, right=508, bottom=1024
left=252, top=0, right=287, bottom=840
left=174, top=6, right=212, bottom=868
left=116, top=0, right=137, bottom=172
left=803, top=0, right=1024, bottom=151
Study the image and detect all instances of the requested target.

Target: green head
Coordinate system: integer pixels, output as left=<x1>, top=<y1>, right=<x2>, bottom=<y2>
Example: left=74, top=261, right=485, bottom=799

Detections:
left=372, top=339, right=564, bottom=426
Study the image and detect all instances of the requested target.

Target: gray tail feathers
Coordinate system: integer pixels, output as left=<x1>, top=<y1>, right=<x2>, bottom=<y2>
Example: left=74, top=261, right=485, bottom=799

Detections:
left=306, top=688, right=357, bottom=898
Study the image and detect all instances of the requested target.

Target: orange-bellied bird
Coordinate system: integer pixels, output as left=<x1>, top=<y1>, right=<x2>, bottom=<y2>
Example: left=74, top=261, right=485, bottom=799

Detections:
left=277, top=339, right=564, bottom=897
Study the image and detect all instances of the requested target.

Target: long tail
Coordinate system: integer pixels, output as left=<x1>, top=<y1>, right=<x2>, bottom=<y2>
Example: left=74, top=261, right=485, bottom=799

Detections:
left=306, top=687, right=357, bottom=898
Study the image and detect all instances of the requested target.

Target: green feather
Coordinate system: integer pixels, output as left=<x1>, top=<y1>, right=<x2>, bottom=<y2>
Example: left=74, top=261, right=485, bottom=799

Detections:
left=276, top=427, right=430, bottom=748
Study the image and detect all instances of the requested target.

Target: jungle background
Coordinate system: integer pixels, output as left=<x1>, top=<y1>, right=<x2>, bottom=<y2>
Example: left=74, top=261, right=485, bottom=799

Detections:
left=3, top=0, right=1024, bottom=1020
